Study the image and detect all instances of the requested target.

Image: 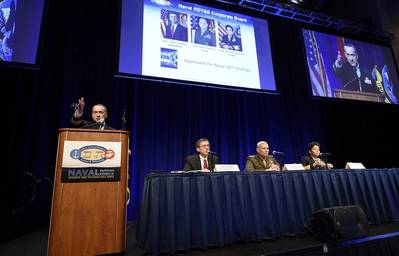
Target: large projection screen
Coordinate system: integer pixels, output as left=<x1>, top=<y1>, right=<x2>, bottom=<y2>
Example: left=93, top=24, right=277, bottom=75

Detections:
left=0, top=0, right=45, bottom=65
left=302, top=28, right=399, bottom=104
left=119, top=0, right=276, bottom=91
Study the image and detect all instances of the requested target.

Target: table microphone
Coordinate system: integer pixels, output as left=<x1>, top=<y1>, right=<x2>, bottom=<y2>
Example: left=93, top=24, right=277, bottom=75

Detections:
left=272, top=150, right=285, bottom=155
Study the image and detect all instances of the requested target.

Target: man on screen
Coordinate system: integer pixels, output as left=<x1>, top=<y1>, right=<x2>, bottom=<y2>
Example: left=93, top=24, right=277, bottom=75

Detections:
left=220, top=25, right=242, bottom=51
left=183, top=138, right=219, bottom=172
left=165, top=11, right=188, bottom=42
left=0, top=9, right=12, bottom=61
left=245, top=141, right=280, bottom=171
left=332, top=43, right=378, bottom=93
left=193, top=17, right=216, bottom=47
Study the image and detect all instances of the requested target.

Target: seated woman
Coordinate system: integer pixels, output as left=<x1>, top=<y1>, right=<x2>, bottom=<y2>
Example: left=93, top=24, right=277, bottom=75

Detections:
left=301, top=141, right=333, bottom=170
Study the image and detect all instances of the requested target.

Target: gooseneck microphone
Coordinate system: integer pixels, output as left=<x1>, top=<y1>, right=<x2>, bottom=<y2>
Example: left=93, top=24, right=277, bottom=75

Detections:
left=207, top=151, right=217, bottom=172
left=121, top=109, right=127, bottom=130
left=319, top=152, right=332, bottom=157
left=356, top=66, right=362, bottom=92
left=272, top=150, right=285, bottom=155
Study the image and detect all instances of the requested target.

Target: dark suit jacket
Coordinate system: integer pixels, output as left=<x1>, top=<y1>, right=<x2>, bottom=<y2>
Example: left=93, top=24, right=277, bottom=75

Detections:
left=301, top=155, right=327, bottom=170
left=220, top=34, right=242, bottom=51
left=333, top=62, right=379, bottom=93
left=165, top=23, right=188, bottom=42
left=71, top=117, right=114, bottom=130
left=183, top=154, right=219, bottom=171
left=194, top=29, right=216, bottom=46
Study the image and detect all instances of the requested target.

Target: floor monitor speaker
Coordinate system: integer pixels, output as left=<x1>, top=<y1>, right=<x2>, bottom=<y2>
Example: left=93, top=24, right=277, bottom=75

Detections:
left=309, top=205, right=369, bottom=241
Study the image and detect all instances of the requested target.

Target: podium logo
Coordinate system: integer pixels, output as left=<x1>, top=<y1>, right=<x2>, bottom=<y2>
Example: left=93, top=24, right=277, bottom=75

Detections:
left=70, top=145, right=115, bottom=164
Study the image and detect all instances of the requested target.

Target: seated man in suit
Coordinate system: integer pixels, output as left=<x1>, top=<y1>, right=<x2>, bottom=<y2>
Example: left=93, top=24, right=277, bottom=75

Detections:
left=183, top=138, right=219, bottom=172
left=301, top=141, right=333, bottom=170
left=71, top=97, right=114, bottom=130
left=245, top=141, right=280, bottom=171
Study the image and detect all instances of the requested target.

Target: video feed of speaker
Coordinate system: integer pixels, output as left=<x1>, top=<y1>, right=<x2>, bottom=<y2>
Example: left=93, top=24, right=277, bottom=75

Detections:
left=119, top=0, right=276, bottom=91
left=302, top=29, right=399, bottom=104
left=0, top=0, right=45, bottom=65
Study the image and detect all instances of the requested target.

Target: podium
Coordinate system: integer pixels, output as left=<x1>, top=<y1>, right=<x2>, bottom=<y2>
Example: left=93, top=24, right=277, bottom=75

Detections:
left=48, top=128, right=129, bottom=256
left=334, top=89, right=384, bottom=103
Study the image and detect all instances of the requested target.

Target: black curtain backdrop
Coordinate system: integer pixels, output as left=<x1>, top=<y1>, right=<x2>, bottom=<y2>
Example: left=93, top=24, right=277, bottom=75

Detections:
left=2, top=0, right=398, bottom=242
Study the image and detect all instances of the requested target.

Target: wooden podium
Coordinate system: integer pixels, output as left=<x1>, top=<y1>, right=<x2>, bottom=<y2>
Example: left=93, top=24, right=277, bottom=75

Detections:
left=48, top=128, right=129, bottom=256
left=334, top=89, right=384, bottom=103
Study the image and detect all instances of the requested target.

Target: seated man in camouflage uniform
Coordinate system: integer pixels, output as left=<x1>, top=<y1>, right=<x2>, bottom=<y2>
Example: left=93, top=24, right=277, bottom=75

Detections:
left=245, top=141, right=280, bottom=171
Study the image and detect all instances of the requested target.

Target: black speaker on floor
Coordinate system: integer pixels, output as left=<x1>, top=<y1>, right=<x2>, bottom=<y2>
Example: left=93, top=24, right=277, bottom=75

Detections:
left=309, top=205, right=370, bottom=241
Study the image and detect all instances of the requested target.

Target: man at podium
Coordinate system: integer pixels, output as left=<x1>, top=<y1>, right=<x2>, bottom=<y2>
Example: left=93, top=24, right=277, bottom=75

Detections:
left=245, top=141, right=280, bottom=171
left=332, top=43, right=378, bottom=93
left=71, top=97, right=114, bottom=130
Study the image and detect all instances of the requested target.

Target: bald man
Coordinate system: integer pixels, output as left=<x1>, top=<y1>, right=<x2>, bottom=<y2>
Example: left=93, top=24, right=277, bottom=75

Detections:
left=245, top=141, right=280, bottom=171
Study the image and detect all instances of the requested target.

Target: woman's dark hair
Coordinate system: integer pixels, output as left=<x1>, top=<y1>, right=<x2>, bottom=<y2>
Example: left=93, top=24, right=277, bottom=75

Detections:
left=308, top=141, right=320, bottom=151
left=225, top=25, right=233, bottom=31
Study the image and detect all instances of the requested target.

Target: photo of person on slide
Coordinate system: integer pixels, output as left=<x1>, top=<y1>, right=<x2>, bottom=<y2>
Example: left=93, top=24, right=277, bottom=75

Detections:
left=219, top=23, right=242, bottom=51
left=0, top=0, right=16, bottom=62
left=191, top=16, right=216, bottom=47
left=161, top=10, right=188, bottom=42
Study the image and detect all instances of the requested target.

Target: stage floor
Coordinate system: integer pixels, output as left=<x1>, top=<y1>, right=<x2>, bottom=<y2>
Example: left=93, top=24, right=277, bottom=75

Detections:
left=1, top=222, right=398, bottom=256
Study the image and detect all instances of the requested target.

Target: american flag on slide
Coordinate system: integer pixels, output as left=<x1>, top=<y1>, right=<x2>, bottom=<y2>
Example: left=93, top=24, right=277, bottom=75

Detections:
left=303, top=30, right=332, bottom=97
left=160, top=9, right=168, bottom=37
left=190, top=17, right=215, bottom=31
left=336, top=36, right=347, bottom=62
left=218, top=21, right=227, bottom=44
left=190, top=16, right=199, bottom=41
left=190, top=16, right=199, bottom=30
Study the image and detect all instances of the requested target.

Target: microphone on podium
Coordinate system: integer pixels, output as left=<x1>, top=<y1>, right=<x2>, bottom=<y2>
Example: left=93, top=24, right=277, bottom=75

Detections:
left=319, top=152, right=332, bottom=157
left=121, top=109, right=127, bottom=130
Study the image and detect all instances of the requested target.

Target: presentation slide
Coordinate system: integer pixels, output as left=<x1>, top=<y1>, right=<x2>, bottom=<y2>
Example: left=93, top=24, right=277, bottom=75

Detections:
left=119, top=0, right=276, bottom=91
left=302, top=29, right=399, bottom=104
left=0, top=0, right=45, bottom=64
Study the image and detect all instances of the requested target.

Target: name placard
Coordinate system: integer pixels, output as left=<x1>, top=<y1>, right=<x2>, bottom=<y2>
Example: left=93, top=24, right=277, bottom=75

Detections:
left=345, top=162, right=366, bottom=169
left=214, top=164, right=240, bottom=172
left=283, top=164, right=305, bottom=171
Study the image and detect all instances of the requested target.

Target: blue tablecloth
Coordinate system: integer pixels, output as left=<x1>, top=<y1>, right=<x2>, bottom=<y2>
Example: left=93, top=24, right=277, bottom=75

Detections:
left=137, top=169, right=399, bottom=253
